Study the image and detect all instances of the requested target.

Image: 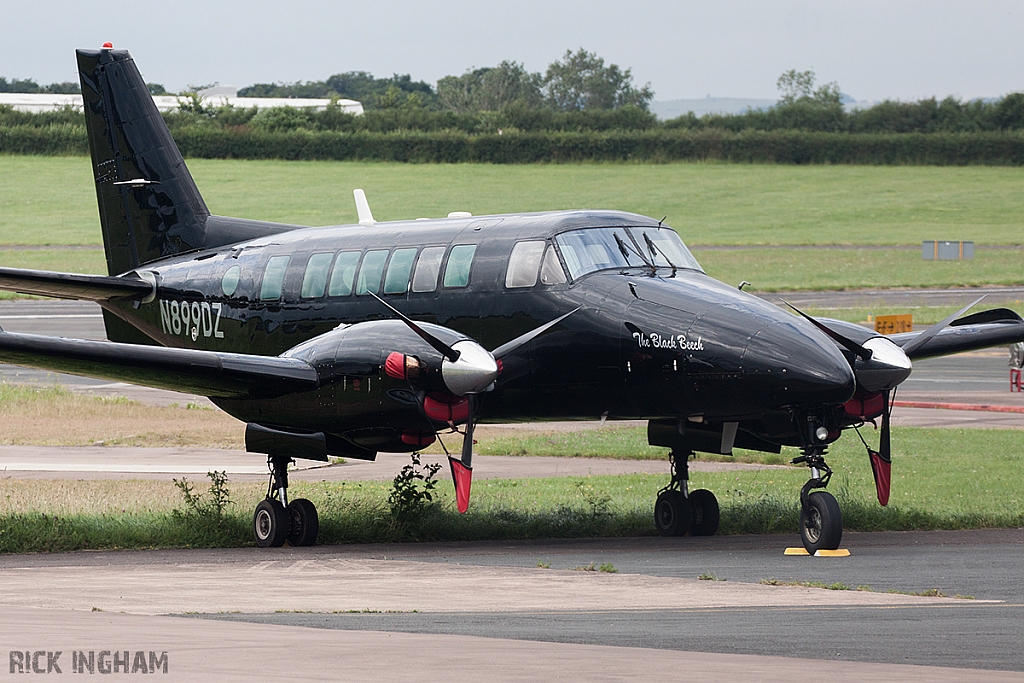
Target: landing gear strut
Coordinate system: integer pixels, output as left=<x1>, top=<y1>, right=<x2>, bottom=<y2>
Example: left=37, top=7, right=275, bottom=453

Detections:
left=253, top=455, right=319, bottom=548
left=793, top=448, right=842, bottom=553
left=654, top=450, right=720, bottom=537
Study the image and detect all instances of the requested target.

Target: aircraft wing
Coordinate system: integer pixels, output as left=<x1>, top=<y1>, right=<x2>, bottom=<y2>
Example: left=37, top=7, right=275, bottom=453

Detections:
left=0, top=266, right=153, bottom=301
left=0, top=331, right=318, bottom=398
left=887, top=308, right=1024, bottom=360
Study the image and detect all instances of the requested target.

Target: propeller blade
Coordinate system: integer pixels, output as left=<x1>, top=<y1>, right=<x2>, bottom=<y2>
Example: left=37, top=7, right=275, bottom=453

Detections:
left=449, top=396, right=475, bottom=514
left=461, top=396, right=475, bottom=468
left=369, top=292, right=460, bottom=362
left=900, top=296, right=986, bottom=356
left=880, top=390, right=891, bottom=461
left=869, top=390, right=893, bottom=506
left=781, top=300, right=872, bottom=361
left=490, top=307, right=581, bottom=360
left=448, top=455, right=473, bottom=514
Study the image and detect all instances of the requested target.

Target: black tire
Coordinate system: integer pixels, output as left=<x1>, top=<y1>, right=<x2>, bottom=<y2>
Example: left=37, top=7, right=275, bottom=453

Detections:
left=688, top=489, right=720, bottom=537
left=654, top=489, right=691, bottom=537
left=254, top=499, right=288, bottom=548
left=287, top=498, right=319, bottom=547
left=799, top=490, right=843, bottom=553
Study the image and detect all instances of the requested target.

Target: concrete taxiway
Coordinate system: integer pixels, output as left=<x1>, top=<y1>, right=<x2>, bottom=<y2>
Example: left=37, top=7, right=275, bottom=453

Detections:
left=2, top=533, right=1023, bottom=680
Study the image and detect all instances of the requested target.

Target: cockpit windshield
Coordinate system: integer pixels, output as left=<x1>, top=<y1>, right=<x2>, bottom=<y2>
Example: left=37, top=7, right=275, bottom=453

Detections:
left=554, top=226, right=702, bottom=280
left=631, top=226, right=703, bottom=273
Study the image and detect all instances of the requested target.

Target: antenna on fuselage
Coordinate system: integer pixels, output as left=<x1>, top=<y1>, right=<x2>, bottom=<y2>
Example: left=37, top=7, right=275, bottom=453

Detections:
left=354, top=189, right=376, bottom=227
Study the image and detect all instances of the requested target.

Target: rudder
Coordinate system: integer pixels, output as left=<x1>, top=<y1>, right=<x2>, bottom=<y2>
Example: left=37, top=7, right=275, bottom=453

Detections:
left=77, top=47, right=209, bottom=276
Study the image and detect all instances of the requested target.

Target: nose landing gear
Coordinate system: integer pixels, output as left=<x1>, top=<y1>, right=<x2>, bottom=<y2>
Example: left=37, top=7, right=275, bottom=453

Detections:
left=253, top=455, right=320, bottom=548
left=654, top=450, right=720, bottom=537
left=793, top=448, right=842, bottom=553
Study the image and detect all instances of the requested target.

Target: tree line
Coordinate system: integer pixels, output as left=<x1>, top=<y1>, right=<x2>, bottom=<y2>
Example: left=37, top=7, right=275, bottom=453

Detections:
left=0, top=77, right=80, bottom=94
left=667, top=70, right=1024, bottom=134
left=238, top=48, right=653, bottom=113
left=5, top=61, right=1023, bottom=135
left=3, top=49, right=650, bottom=113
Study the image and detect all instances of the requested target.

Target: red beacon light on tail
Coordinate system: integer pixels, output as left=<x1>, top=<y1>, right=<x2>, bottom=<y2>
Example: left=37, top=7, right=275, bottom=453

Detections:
left=101, top=42, right=113, bottom=49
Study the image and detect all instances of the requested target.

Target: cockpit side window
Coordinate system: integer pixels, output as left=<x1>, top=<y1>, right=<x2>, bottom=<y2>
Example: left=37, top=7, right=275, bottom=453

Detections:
left=554, top=228, right=632, bottom=280
left=411, top=246, right=445, bottom=293
left=258, top=255, right=290, bottom=301
left=540, top=245, right=567, bottom=285
left=505, top=240, right=546, bottom=288
left=443, top=244, right=477, bottom=288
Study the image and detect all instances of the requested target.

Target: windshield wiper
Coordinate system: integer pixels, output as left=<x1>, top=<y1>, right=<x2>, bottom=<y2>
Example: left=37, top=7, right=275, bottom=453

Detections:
left=614, top=232, right=654, bottom=273
left=643, top=232, right=677, bottom=277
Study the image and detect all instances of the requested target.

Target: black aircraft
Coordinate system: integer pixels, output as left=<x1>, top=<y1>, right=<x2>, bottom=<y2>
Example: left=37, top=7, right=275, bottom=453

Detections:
left=2, top=46, right=1022, bottom=551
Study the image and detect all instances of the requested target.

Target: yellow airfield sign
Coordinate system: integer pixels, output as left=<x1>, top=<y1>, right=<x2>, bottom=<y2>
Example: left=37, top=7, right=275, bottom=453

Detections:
left=874, top=314, right=913, bottom=334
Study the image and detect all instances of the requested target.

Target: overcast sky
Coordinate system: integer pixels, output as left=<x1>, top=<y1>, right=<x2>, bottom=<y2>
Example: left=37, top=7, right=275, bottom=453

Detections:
left=2, top=1, right=1022, bottom=102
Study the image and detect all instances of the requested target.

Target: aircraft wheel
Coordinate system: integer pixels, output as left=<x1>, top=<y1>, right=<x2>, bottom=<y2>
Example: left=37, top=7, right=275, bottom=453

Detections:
left=654, top=489, right=691, bottom=537
left=286, top=498, right=319, bottom=547
left=254, top=499, right=288, bottom=548
left=799, top=491, right=842, bottom=553
left=688, top=489, right=720, bottom=537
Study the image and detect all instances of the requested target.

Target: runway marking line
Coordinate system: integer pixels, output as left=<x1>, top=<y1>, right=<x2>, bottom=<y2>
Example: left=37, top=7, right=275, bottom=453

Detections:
left=190, top=602, right=1014, bottom=621
left=894, top=400, right=1024, bottom=414
left=0, top=314, right=101, bottom=319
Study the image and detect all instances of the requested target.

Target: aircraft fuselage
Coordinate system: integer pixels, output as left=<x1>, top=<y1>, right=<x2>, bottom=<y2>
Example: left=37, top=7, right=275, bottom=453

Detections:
left=98, top=209, right=856, bottom=455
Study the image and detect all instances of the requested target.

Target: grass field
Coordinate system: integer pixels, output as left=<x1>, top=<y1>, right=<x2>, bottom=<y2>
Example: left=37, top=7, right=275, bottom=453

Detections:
left=3, top=156, right=1023, bottom=247
left=0, top=385, right=1020, bottom=551
left=2, top=155, right=1022, bottom=290
left=0, top=384, right=244, bottom=448
left=0, top=425, right=1020, bottom=553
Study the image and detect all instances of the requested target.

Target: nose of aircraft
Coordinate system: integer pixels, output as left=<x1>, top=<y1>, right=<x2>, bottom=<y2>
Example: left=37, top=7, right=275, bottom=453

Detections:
left=743, top=318, right=856, bottom=407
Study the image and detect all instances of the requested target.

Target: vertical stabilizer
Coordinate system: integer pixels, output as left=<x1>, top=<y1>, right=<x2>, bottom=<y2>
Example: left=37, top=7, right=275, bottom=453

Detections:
left=77, top=47, right=209, bottom=275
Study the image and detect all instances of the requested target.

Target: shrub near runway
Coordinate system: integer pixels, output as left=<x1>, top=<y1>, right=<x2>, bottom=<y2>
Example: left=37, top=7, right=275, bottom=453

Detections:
left=0, top=427, right=1021, bottom=552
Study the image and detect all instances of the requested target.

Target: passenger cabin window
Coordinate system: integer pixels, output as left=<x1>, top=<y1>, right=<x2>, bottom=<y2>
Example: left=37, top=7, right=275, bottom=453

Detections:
left=443, top=245, right=477, bottom=288
left=356, top=249, right=389, bottom=295
left=411, top=246, right=445, bottom=292
left=221, top=265, right=241, bottom=297
left=383, top=248, right=418, bottom=294
left=301, top=252, right=334, bottom=299
left=259, top=255, right=290, bottom=301
left=540, top=245, right=567, bottom=285
left=328, top=251, right=360, bottom=297
left=505, top=240, right=546, bottom=288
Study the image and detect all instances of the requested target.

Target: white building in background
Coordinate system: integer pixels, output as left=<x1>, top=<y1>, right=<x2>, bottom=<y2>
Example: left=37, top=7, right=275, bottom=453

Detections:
left=0, top=85, right=363, bottom=115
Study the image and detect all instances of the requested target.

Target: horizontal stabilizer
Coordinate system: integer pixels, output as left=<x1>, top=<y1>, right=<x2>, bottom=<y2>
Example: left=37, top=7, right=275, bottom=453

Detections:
left=0, top=331, right=318, bottom=398
left=888, top=308, right=1024, bottom=360
left=0, top=267, right=154, bottom=301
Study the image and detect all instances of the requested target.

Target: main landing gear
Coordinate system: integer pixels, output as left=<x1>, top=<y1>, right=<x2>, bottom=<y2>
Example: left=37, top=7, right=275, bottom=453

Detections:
left=654, top=450, right=720, bottom=537
left=793, top=448, right=842, bottom=553
left=253, top=455, right=319, bottom=548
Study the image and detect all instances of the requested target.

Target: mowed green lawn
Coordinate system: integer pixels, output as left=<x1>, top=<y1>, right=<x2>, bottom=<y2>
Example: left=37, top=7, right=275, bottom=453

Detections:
left=1, top=155, right=1022, bottom=290
left=4, top=155, right=1023, bottom=245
